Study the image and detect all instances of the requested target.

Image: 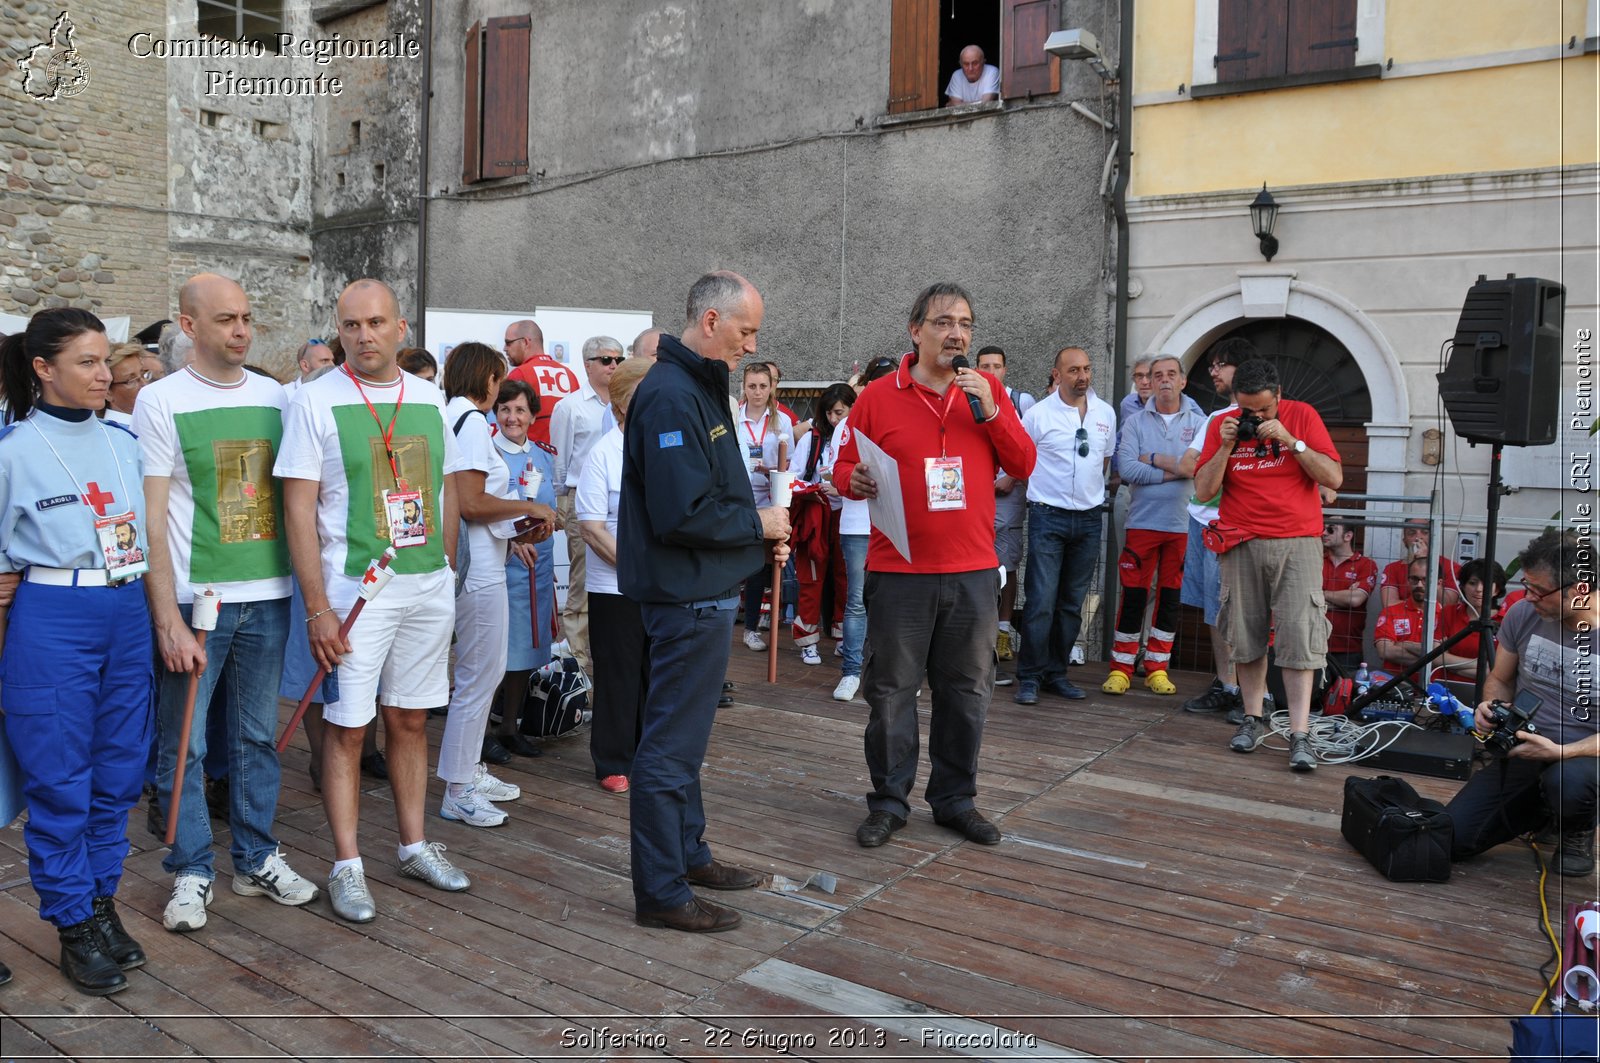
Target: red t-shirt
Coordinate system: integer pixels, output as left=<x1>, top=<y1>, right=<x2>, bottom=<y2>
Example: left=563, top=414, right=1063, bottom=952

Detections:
left=1195, top=398, right=1338, bottom=539
left=508, top=354, right=580, bottom=446
left=834, top=353, right=1036, bottom=574
left=1437, top=601, right=1482, bottom=661
left=1373, top=599, right=1440, bottom=673
left=1380, top=557, right=1460, bottom=597
left=1323, top=552, right=1377, bottom=653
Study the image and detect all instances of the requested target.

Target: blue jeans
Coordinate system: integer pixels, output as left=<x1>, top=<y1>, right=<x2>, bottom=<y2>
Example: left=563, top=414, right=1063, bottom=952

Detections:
left=1018, top=504, right=1103, bottom=683
left=630, top=596, right=737, bottom=911
left=839, top=534, right=869, bottom=677
left=155, top=597, right=290, bottom=880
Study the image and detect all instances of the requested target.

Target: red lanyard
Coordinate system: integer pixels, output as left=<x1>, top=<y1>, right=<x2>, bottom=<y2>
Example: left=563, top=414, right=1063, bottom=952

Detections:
left=345, top=366, right=405, bottom=486
left=912, top=383, right=960, bottom=457
left=743, top=407, right=769, bottom=447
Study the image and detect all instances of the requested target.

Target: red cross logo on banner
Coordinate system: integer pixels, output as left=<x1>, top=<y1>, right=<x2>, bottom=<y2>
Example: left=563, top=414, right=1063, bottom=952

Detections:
left=83, top=481, right=116, bottom=516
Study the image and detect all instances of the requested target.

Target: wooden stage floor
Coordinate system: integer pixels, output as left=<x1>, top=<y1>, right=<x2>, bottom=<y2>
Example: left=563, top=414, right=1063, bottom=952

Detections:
left=1, top=649, right=1594, bottom=1061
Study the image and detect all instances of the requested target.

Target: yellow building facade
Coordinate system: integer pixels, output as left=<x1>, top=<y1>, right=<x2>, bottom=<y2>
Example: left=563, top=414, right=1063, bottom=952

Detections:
left=1125, top=0, right=1597, bottom=576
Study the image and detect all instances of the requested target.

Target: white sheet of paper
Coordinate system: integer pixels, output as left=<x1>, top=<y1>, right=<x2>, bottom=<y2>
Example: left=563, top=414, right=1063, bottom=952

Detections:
left=852, top=429, right=911, bottom=564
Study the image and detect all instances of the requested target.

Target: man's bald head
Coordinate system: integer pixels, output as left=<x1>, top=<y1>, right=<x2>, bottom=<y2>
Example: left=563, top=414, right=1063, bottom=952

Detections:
left=959, top=45, right=986, bottom=82
left=503, top=318, right=544, bottom=366
left=631, top=326, right=664, bottom=362
left=337, top=278, right=401, bottom=321
left=178, top=272, right=253, bottom=372
left=178, top=272, right=247, bottom=317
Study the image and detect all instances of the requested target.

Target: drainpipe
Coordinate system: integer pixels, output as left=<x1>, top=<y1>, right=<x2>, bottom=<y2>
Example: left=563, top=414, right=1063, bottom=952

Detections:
left=415, top=0, right=433, bottom=347
left=1100, top=0, right=1135, bottom=663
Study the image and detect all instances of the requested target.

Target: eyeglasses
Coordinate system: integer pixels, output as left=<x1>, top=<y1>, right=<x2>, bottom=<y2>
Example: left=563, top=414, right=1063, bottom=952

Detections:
left=504, top=337, right=527, bottom=347
left=926, top=316, right=974, bottom=334
left=587, top=355, right=624, bottom=366
left=1522, top=579, right=1572, bottom=602
left=1074, top=427, right=1090, bottom=457
left=111, top=372, right=151, bottom=388
left=1406, top=576, right=1430, bottom=585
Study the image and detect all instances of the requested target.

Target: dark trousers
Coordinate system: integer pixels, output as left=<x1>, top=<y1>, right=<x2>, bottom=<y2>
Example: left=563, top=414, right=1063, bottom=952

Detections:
left=1446, top=756, right=1600, bottom=861
left=589, top=592, right=649, bottom=780
left=630, top=597, right=736, bottom=911
left=861, top=569, right=996, bottom=821
left=2, top=581, right=153, bottom=927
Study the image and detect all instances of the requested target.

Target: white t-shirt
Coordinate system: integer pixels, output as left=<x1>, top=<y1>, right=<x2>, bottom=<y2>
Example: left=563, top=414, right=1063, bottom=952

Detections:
left=946, top=64, right=1001, bottom=103
left=275, top=367, right=468, bottom=610
left=1184, top=408, right=1230, bottom=525
left=574, top=426, right=623, bottom=595
left=1023, top=388, right=1118, bottom=511
left=834, top=416, right=870, bottom=536
left=737, top=404, right=794, bottom=506
left=132, top=366, right=292, bottom=604
left=446, top=395, right=519, bottom=591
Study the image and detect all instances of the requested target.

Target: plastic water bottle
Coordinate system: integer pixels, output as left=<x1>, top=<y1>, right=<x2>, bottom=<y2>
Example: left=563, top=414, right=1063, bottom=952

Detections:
left=1354, top=662, right=1371, bottom=696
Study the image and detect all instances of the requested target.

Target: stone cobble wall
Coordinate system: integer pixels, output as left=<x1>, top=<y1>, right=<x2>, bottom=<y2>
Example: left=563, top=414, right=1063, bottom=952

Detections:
left=1, top=0, right=170, bottom=328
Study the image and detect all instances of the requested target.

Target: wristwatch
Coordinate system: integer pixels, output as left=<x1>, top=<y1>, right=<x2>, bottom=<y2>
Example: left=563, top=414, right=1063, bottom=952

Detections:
left=1291, top=439, right=1307, bottom=454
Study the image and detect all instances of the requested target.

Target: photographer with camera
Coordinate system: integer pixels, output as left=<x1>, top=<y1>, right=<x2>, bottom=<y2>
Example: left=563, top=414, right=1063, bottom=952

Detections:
left=1445, top=529, right=1599, bottom=877
left=1193, top=358, right=1343, bottom=771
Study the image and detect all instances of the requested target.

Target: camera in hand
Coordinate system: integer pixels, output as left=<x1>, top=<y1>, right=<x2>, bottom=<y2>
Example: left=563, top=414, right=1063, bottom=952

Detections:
left=1482, top=690, right=1541, bottom=754
left=1234, top=411, right=1263, bottom=440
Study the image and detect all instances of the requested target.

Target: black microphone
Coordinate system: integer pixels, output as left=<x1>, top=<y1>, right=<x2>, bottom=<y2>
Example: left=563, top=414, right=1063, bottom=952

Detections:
left=949, top=355, right=987, bottom=423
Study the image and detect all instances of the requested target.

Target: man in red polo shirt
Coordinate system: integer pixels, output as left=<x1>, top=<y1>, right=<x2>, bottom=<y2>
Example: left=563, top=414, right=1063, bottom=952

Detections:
left=1374, top=556, right=1445, bottom=677
left=834, top=282, right=1036, bottom=849
left=1194, top=358, right=1342, bottom=772
left=1379, top=518, right=1460, bottom=608
left=503, top=319, right=579, bottom=446
left=1322, top=519, right=1377, bottom=673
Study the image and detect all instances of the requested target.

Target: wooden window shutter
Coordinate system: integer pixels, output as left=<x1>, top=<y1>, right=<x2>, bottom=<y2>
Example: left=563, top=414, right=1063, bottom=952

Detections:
left=887, top=0, right=938, bottom=114
left=1215, top=0, right=1286, bottom=83
left=482, top=15, right=530, bottom=179
left=462, top=20, right=482, bottom=183
left=1001, top=0, right=1060, bottom=100
left=1286, top=0, right=1356, bottom=74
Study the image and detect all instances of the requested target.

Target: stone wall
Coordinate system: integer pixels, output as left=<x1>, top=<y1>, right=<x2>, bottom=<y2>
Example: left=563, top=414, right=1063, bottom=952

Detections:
left=1, top=0, right=170, bottom=328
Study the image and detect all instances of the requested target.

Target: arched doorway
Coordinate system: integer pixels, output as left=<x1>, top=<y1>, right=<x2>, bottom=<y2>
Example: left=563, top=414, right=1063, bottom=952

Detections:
left=1171, top=316, right=1374, bottom=671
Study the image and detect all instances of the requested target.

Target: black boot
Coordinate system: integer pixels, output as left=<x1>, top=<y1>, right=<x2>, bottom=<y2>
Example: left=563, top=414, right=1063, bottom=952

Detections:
left=57, top=919, right=127, bottom=996
left=91, top=897, right=146, bottom=970
left=1556, top=828, right=1597, bottom=877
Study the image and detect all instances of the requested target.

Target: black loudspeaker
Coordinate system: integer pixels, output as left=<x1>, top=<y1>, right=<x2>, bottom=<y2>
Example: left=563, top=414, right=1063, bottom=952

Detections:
left=1437, top=275, right=1564, bottom=446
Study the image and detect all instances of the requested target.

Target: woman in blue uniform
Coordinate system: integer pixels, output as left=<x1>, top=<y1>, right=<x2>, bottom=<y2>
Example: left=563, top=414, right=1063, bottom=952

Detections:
left=0, top=308, right=154, bottom=996
left=488, top=378, right=557, bottom=756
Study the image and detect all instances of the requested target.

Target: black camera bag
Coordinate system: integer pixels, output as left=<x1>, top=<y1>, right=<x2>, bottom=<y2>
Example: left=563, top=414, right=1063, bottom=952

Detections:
left=1340, top=774, right=1452, bottom=882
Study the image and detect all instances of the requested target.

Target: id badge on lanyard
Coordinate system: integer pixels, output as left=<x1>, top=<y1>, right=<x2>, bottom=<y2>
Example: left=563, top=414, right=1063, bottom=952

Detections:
left=384, top=485, right=428, bottom=549
left=925, top=457, right=966, bottom=511
left=916, top=385, right=966, bottom=511
left=95, top=512, right=150, bottom=582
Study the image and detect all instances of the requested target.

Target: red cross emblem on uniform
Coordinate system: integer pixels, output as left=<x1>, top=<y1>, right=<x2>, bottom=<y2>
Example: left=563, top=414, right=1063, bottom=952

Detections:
left=83, top=481, right=116, bottom=516
left=537, top=367, right=577, bottom=394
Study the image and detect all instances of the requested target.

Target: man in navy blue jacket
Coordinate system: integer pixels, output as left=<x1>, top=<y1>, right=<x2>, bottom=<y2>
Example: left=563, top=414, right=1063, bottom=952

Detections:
left=619, top=271, right=791, bottom=933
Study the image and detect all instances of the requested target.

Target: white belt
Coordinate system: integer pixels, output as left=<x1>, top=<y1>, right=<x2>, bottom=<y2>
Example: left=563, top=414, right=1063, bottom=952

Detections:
left=24, top=566, right=136, bottom=587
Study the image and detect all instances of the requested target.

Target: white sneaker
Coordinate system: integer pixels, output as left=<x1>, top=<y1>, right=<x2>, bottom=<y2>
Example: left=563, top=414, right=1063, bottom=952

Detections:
left=833, top=642, right=843, bottom=657
left=800, top=645, right=822, bottom=666
left=1069, top=644, right=1086, bottom=665
left=440, top=788, right=508, bottom=827
left=232, top=849, right=318, bottom=906
left=743, top=630, right=767, bottom=651
left=833, top=675, right=861, bottom=702
left=471, top=762, right=521, bottom=802
left=163, top=873, right=213, bottom=932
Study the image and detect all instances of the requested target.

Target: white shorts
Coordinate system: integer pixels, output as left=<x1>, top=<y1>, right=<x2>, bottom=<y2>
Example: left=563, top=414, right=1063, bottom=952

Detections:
left=322, top=569, right=454, bottom=727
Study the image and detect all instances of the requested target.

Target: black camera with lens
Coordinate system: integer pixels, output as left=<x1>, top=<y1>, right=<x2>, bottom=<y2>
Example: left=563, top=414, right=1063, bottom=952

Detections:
left=1234, top=411, right=1263, bottom=440
left=1482, top=690, right=1541, bottom=754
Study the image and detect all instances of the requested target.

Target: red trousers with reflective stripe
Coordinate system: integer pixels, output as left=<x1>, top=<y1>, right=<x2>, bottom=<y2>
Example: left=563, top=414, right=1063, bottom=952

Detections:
left=1110, top=528, right=1186, bottom=677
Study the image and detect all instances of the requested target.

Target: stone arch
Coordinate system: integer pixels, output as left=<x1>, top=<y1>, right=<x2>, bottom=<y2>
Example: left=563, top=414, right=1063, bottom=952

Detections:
left=1142, top=272, right=1410, bottom=498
